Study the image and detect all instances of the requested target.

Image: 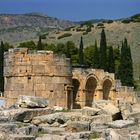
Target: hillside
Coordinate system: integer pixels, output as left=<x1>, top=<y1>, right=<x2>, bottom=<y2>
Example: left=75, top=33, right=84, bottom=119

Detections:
left=0, top=13, right=76, bottom=44
left=45, top=16, right=140, bottom=79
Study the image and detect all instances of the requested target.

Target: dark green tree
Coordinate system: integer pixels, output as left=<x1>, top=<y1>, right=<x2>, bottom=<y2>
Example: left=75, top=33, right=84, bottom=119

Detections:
left=93, top=40, right=100, bottom=69
left=84, top=45, right=93, bottom=66
left=79, top=36, right=84, bottom=65
left=107, top=46, right=115, bottom=73
left=37, top=36, right=43, bottom=50
left=114, top=47, right=121, bottom=78
left=4, top=42, right=13, bottom=51
left=18, top=41, right=36, bottom=50
left=54, top=43, right=65, bottom=54
left=99, top=29, right=107, bottom=70
left=65, top=41, right=79, bottom=64
left=0, top=41, right=4, bottom=92
left=118, top=38, right=134, bottom=86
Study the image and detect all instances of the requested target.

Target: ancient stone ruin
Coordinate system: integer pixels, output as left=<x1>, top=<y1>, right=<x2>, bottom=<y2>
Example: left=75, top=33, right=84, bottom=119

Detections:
left=4, top=48, right=136, bottom=108
left=1, top=48, right=140, bottom=140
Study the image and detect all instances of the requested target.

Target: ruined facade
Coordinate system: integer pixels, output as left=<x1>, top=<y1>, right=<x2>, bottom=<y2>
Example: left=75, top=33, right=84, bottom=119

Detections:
left=4, top=48, right=72, bottom=107
left=4, top=48, right=137, bottom=108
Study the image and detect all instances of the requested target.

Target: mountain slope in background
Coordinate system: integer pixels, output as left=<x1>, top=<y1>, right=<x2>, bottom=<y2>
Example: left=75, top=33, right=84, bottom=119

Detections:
left=45, top=14, right=140, bottom=79
left=0, top=13, right=76, bottom=44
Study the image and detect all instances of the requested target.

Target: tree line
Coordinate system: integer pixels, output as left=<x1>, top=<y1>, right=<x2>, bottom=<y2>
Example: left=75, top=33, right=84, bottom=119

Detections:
left=0, top=29, right=134, bottom=92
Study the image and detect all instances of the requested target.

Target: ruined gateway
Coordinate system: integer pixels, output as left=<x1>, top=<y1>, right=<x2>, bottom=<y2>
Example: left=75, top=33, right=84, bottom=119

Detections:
left=4, top=48, right=136, bottom=108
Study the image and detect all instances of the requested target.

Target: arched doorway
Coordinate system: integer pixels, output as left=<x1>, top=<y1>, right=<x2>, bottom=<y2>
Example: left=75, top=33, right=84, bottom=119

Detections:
left=103, top=79, right=112, bottom=100
left=85, top=77, right=97, bottom=107
left=72, top=78, right=81, bottom=109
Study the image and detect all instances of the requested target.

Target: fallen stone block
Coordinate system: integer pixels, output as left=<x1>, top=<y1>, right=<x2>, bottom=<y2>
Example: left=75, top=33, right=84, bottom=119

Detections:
left=36, top=134, right=65, bottom=140
left=90, top=123, right=108, bottom=133
left=118, top=100, right=133, bottom=120
left=39, top=126, right=65, bottom=135
left=129, top=134, right=140, bottom=140
left=14, top=108, right=53, bottom=122
left=82, top=107, right=100, bottom=116
left=32, top=112, right=67, bottom=125
left=104, top=129, right=123, bottom=140
left=129, top=112, right=140, bottom=119
left=0, top=123, right=17, bottom=133
left=0, top=107, right=53, bottom=122
left=107, top=120, right=135, bottom=128
left=65, top=121, right=90, bottom=132
left=7, top=134, right=35, bottom=140
left=15, top=124, right=38, bottom=136
left=17, top=95, right=48, bottom=108
left=94, top=101, right=121, bottom=120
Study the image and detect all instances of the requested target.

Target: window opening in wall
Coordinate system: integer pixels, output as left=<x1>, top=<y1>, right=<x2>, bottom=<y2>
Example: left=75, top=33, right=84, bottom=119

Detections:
left=28, top=76, right=31, bottom=80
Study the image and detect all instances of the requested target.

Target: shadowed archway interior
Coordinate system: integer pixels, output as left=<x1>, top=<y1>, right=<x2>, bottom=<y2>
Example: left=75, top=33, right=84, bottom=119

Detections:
left=85, top=77, right=97, bottom=107
left=103, top=79, right=112, bottom=100
left=72, top=78, right=81, bottom=109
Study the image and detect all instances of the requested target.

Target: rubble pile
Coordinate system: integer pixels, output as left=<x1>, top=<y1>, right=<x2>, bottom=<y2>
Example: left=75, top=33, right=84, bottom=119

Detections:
left=0, top=96, right=140, bottom=140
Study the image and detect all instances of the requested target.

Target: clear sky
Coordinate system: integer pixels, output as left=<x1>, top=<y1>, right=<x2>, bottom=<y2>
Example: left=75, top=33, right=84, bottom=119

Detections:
left=0, top=0, right=140, bottom=21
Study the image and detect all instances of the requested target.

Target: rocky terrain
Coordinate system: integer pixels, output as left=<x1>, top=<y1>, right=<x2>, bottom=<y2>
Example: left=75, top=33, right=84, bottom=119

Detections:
left=0, top=13, right=75, bottom=45
left=0, top=95, right=140, bottom=140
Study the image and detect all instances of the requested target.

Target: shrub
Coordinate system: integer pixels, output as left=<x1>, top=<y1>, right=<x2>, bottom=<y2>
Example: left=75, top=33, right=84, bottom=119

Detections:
left=57, top=33, right=72, bottom=39
left=86, top=27, right=92, bottom=32
left=121, top=19, right=131, bottom=24
left=76, top=28, right=85, bottom=32
left=64, top=27, right=71, bottom=31
left=107, top=20, right=114, bottom=24
left=89, top=132, right=100, bottom=139
left=83, top=32, right=88, bottom=35
left=97, top=23, right=104, bottom=27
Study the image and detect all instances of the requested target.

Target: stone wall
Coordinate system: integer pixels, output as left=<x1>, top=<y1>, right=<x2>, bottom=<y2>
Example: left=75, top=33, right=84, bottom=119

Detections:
left=4, top=48, right=137, bottom=108
left=4, top=48, right=72, bottom=107
left=72, top=68, right=137, bottom=108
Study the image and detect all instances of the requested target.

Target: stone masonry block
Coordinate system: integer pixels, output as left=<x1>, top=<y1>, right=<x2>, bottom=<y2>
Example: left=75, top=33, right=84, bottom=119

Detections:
left=45, top=84, right=54, bottom=91
left=34, top=84, right=46, bottom=91
left=33, top=65, right=45, bottom=74
left=13, top=83, right=24, bottom=91
left=41, top=76, right=53, bottom=83
left=24, top=83, right=34, bottom=91
left=33, top=76, right=42, bottom=84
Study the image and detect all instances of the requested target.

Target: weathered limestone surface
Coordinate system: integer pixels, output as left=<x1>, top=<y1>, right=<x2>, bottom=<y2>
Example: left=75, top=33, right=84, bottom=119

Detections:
left=107, top=120, right=135, bottom=128
left=0, top=107, right=53, bottom=122
left=4, top=48, right=137, bottom=109
left=82, top=107, right=100, bottom=116
left=17, top=95, right=48, bottom=108
left=4, top=48, right=72, bottom=108
left=0, top=103, right=140, bottom=140
left=7, top=134, right=35, bottom=140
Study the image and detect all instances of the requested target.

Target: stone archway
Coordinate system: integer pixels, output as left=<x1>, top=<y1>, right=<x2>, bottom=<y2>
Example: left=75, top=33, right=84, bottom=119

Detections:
left=72, top=78, right=81, bottom=109
left=85, top=76, right=97, bottom=107
left=103, top=79, right=112, bottom=100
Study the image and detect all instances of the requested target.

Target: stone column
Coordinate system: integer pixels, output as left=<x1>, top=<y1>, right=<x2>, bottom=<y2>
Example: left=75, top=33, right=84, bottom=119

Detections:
left=95, top=86, right=103, bottom=100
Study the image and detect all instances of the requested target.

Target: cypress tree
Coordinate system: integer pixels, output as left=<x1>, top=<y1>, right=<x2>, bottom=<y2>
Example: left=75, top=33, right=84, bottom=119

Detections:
left=107, top=46, right=115, bottom=73
left=113, top=47, right=121, bottom=78
left=93, top=40, right=100, bottom=69
left=99, top=29, right=107, bottom=70
left=0, top=41, right=4, bottom=92
left=79, top=36, right=84, bottom=65
left=118, top=38, right=134, bottom=86
left=37, top=36, right=43, bottom=50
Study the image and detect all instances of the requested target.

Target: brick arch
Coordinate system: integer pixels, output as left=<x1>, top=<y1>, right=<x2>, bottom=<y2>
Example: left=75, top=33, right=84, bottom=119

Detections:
left=84, top=74, right=99, bottom=107
left=102, top=76, right=113, bottom=100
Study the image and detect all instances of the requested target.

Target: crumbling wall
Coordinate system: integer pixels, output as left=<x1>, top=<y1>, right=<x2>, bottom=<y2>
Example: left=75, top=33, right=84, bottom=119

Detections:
left=4, top=48, right=72, bottom=107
